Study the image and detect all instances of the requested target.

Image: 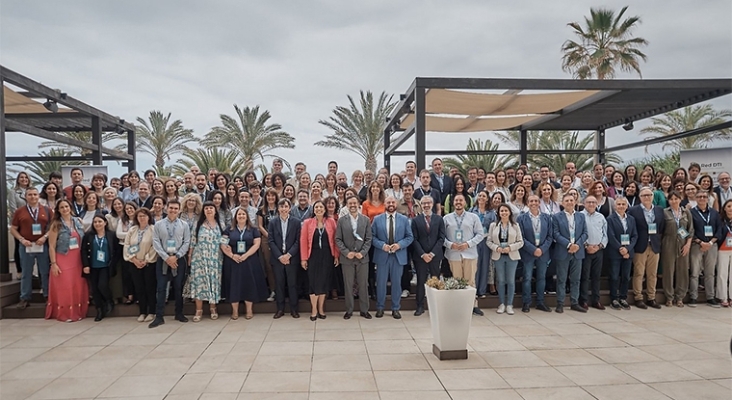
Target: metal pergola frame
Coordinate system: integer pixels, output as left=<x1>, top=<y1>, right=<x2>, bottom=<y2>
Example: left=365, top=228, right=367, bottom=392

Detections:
left=383, top=77, right=732, bottom=171
left=1, top=65, right=137, bottom=278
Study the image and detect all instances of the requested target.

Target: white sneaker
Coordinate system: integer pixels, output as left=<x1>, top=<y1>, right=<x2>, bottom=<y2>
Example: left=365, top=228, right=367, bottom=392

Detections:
left=410, top=276, right=417, bottom=286
left=267, top=291, right=276, bottom=302
left=137, top=314, right=145, bottom=322
left=144, top=314, right=154, bottom=322
left=506, top=305, right=514, bottom=315
left=401, top=290, right=410, bottom=298
left=496, top=304, right=505, bottom=314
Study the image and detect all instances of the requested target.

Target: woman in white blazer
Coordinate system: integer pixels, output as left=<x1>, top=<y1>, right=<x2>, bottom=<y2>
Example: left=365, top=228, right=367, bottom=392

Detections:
left=487, top=204, right=524, bottom=315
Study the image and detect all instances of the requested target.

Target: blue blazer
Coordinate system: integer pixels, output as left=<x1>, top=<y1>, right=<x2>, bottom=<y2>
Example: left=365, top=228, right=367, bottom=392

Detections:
left=372, top=212, right=414, bottom=266
left=627, top=205, right=665, bottom=254
left=551, top=212, right=588, bottom=260
left=606, top=213, right=639, bottom=260
left=517, top=212, right=553, bottom=263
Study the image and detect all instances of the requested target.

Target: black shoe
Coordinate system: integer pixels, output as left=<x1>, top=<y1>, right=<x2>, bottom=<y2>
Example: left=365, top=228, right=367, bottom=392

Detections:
left=635, top=300, right=648, bottom=309
left=647, top=300, right=661, bottom=309
left=273, top=310, right=285, bottom=319
left=555, top=304, right=564, bottom=313
left=148, top=318, right=164, bottom=328
left=360, top=312, right=372, bottom=319
left=570, top=304, right=587, bottom=313
left=16, top=300, right=29, bottom=310
left=343, top=312, right=352, bottom=320
left=472, top=307, right=484, bottom=316
left=291, top=312, right=300, bottom=319
left=106, top=302, right=114, bottom=315
left=375, top=309, right=384, bottom=318
left=611, top=300, right=621, bottom=310
left=310, top=315, right=317, bottom=321
left=414, top=307, right=424, bottom=316
left=536, top=304, right=551, bottom=312
left=317, top=313, right=326, bottom=320
left=392, top=310, right=402, bottom=319
left=94, top=309, right=104, bottom=322
left=619, top=299, right=631, bottom=310
left=707, top=299, right=721, bottom=308
left=687, top=299, right=697, bottom=308
left=522, top=304, right=531, bottom=313
left=175, top=315, right=188, bottom=323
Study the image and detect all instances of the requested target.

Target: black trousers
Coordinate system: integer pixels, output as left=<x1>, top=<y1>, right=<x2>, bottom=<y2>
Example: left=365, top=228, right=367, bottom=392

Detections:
left=368, top=247, right=376, bottom=298
left=88, top=267, right=113, bottom=310
left=580, top=249, right=604, bottom=305
left=121, top=260, right=136, bottom=299
left=13, top=237, right=21, bottom=273
left=331, top=264, right=344, bottom=296
left=130, top=262, right=157, bottom=315
left=274, top=262, right=299, bottom=312
left=414, top=256, right=441, bottom=308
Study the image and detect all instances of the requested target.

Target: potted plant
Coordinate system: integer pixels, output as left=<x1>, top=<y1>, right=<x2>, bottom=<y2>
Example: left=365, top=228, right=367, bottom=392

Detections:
left=425, top=277, right=476, bottom=360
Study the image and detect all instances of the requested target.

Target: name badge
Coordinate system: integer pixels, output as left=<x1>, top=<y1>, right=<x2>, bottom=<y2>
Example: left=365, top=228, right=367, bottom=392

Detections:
left=677, top=227, right=689, bottom=239
left=570, top=232, right=575, bottom=244
left=166, top=239, right=177, bottom=254
left=69, top=237, right=79, bottom=250
left=237, top=241, right=246, bottom=254
left=128, top=245, right=140, bottom=255
left=96, top=250, right=106, bottom=262
left=32, top=223, right=42, bottom=235
left=648, top=223, right=657, bottom=235
left=483, top=226, right=488, bottom=234
left=26, top=244, right=44, bottom=253
left=620, top=234, right=630, bottom=246
left=534, top=232, right=541, bottom=246
left=704, top=225, right=713, bottom=237
left=455, top=230, right=463, bottom=243
left=727, top=236, right=732, bottom=247
left=500, top=243, right=508, bottom=248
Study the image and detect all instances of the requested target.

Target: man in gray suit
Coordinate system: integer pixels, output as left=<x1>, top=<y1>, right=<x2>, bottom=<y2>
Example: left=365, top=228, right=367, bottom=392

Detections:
left=335, top=196, right=373, bottom=320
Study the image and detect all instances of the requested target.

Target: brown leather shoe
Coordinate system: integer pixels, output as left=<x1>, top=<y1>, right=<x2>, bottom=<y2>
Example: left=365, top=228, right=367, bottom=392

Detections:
left=291, top=312, right=300, bottom=318
left=635, top=300, right=648, bottom=309
left=647, top=300, right=662, bottom=309
left=273, top=310, right=285, bottom=319
left=591, top=302, right=605, bottom=310
left=16, top=300, right=28, bottom=310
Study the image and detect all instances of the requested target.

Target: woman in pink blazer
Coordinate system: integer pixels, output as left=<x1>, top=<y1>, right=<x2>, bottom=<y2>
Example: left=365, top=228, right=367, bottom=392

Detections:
left=300, top=200, right=340, bottom=320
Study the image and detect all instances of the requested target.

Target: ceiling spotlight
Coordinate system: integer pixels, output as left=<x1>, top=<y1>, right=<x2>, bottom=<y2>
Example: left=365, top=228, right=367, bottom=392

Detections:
left=43, top=99, right=58, bottom=113
left=60, top=92, right=67, bottom=100
left=622, top=118, right=634, bottom=131
left=399, top=94, right=407, bottom=100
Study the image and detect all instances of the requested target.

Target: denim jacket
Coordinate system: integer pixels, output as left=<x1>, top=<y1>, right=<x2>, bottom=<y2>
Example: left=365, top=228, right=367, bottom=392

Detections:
left=56, top=217, right=86, bottom=255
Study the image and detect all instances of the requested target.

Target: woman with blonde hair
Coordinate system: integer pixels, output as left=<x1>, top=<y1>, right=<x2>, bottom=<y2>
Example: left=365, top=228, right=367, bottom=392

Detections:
left=180, top=193, right=203, bottom=232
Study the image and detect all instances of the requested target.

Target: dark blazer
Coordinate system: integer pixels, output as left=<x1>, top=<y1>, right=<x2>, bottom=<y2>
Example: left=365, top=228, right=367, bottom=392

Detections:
left=411, top=213, right=445, bottom=260
left=430, top=173, right=453, bottom=203
left=628, top=204, right=665, bottom=254
left=335, top=213, right=372, bottom=263
left=606, top=213, right=639, bottom=260
left=80, top=229, right=120, bottom=274
left=689, top=206, right=724, bottom=244
left=517, top=212, right=553, bottom=263
left=267, top=215, right=301, bottom=264
left=136, top=196, right=153, bottom=210
left=372, top=212, right=413, bottom=265
left=551, top=211, right=588, bottom=260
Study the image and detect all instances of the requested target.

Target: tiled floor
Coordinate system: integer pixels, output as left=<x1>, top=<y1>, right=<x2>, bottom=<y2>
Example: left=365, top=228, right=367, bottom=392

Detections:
left=1, top=305, right=730, bottom=399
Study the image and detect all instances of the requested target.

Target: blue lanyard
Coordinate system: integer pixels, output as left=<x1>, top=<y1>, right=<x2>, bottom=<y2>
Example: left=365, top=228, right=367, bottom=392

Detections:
left=95, top=234, right=105, bottom=249
left=695, top=207, right=710, bottom=224
left=27, top=205, right=39, bottom=222
left=137, top=227, right=148, bottom=244
left=165, top=219, right=177, bottom=241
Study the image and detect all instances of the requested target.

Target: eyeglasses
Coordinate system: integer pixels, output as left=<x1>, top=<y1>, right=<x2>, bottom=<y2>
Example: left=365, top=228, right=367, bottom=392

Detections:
left=640, top=194, right=653, bottom=197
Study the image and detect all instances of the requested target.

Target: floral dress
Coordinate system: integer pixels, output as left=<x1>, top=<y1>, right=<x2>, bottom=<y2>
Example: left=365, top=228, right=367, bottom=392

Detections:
left=189, top=222, right=225, bottom=303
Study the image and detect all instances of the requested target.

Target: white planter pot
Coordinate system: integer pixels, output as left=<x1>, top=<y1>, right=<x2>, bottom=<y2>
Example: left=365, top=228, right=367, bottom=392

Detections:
left=425, top=284, right=476, bottom=360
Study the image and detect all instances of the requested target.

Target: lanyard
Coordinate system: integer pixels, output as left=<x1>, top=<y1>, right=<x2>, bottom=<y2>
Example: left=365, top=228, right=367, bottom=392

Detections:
left=95, top=234, right=105, bottom=249
left=567, top=213, right=575, bottom=232
left=628, top=197, right=636, bottom=207
left=643, top=206, right=655, bottom=224
left=296, top=206, right=310, bottom=219
left=542, top=201, right=555, bottom=215
left=500, top=223, right=509, bottom=241
left=531, top=214, right=541, bottom=234
left=317, top=226, right=324, bottom=249
left=27, top=205, right=39, bottom=222
left=237, top=226, right=246, bottom=242
left=455, top=212, right=465, bottom=230
left=165, top=219, right=177, bottom=241
left=74, top=203, right=84, bottom=216
left=695, top=207, right=710, bottom=224
left=136, top=226, right=148, bottom=245
left=672, top=208, right=683, bottom=228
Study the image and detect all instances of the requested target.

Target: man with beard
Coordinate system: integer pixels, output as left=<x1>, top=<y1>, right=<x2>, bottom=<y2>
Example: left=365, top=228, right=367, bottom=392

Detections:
left=179, top=172, right=196, bottom=195
left=193, top=173, right=210, bottom=203
left=335, top=196, right=373, bottom=319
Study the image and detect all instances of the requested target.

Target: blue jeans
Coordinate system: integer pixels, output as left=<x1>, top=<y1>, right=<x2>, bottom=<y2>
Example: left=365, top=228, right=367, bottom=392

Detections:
left=376, top=255, right=402, bottom=311
left=495, top=254, right=518, bottom=306
left=609, top=257, right=632, bottom=301
left=555, top=256, right=581, bottom=306
left=522, top=257, right=548, bottom=306
left=475, top=242, right=490, bottom=296
left=155, top=257, right=186, bottom=319
left=20, top=244, right=50, bottom=301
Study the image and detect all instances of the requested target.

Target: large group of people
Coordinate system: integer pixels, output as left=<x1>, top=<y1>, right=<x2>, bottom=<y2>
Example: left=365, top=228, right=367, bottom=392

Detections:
left=8, top=157, right=732, bottom=325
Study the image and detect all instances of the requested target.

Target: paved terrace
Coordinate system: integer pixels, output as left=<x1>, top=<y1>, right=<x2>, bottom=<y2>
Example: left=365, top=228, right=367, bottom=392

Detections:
left=0, top=306, right=730, bottom=400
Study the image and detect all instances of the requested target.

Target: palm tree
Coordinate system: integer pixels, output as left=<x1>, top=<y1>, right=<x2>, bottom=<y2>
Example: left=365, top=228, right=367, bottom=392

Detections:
left=442, top=139, right=510, bottom=177
left=316, top=91, right=397, bottom=172
left=135, top=111, right=196, bottom=170
left=201, top=105, right=295, bottom=171
left=561, top=6, right=648, bottom=79
left=39, top=131, right=125, bottom=156
left=10, top=149, right=86, bottom=184
left=640, top=105, right=732, bottom=152
left=171, top=147, right=248, bottom=178
left=625, top=152, right=680, bottom=175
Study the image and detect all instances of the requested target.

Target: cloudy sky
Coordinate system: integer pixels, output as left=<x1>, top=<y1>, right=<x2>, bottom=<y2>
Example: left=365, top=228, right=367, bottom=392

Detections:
left=2, top=0, right=731, bottom=178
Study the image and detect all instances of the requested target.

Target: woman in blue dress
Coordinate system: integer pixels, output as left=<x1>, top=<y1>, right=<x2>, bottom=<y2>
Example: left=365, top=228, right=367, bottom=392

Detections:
left=188, top=202, right=225, bottom=322
left=470, top=190, right=495, bottom=298
left=222, top=208, right=269, bottom=319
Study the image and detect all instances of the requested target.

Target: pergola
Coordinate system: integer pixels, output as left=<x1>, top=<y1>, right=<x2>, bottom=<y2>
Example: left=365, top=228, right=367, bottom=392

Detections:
left=1, top=65, right=136, bottom=278
left=383, top=78, right=732, bottom=171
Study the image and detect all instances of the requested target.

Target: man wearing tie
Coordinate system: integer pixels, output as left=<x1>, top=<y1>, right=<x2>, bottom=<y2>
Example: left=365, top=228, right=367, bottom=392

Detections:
left=552, top=193, right=588, bottom=313
left=411, top=195, right=445, bottom=316
left=268, top=198, right=302, bottom=319
left=517, top=195, right=553, bottom=313
left=371, top=196, right=414, bottom=319
left=335, top=196, right=373, bottom=320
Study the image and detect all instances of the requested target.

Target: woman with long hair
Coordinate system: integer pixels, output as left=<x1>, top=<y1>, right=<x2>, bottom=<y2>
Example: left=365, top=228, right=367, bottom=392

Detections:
left=79, top=191, right=103, bottom=231
left=672, top=167, right=689, bottom=184
left=444, top=174, right=473, bottom=213
left=263, top=173, right=273, bottom=190
left=592, top=181, right=615, bottom=218
left=300, top=200, right=339, bottom=320
left=336, top=182, right=348, bottom=208
left=314, top=173, right=326, bottom=187
left=681, top=182, right=699, bottom=210
left=150, top=196, right=167, bottom=224
left=151, top=178, right=165, bottom=197
left=361, top=181, right=386, bottom=221
left=653, top=173, right=673, bottom=208
left=226, top=183, right=240, bottom=211
left=298, top=172, right=312, bottom=193
left=46, top=199, right=89, bottom=322
left=624, top=181, right=640, bottom=208
left=537, top=182, right=560, bottom=216
left=324, top=195, right=343, bottom=300
left=509, top=169, right=525, bottom=193
left=557, top=173, right=574, bottom=200
left=81, top=215, right=118, bottom=321
left=164, top=178, right=180, bottom=204
left=717, top=199, right=732, bottom=307
left=639, top=169, right=654, bottom=189
left=222, top=207, right=269, bottom=319
left=123, top=208, right=158, bottom=322
left=351, top=170, right=365, bottom=196
left=70, top=184, right=88, bottom=218
left=471, top=190, right=495, bottom=298
left=249, top=181, right=263, bottom=209
left=117, top=201, right=139, bottom=305
left=495, top=169, right=510, bottom=199
left=578, top=172, right=594, bottom=201
left=233, top=176, right=245, bottom=190
left=214, top=173, right=229, bottom=193
left=487, top=204, right=524, bottom=315
left=624, top=165, right=639, bottom=185
left=324, top=196, right=340, bottom=220
left=660, top=191, right=693, bottom=308
left=509, top=184, right=529, bottom=215
left=271, top=172, right=287, bottom=196
left=180, top=193, right=202, bottom=232
left=121, top=170, right=141, bottom=203
left=384, top=173, right=404, bottom=201
left=209, top=190, right=232, bottom=228
left=188, top=202, right=224, bottom=322
left=310, top=181, right=324, bottom=203
left=323, top=173, right=338, bottom=198
left=282, top=184, right=297, bottom=205
left=607, top=171, right=626, bottom=199
left=101, top=187, right=118, bottom=214
left=698, top=175, right=720, bottom=211
left=105, top=197, right=126, bottom=304
left=257, top=188, right=279, bottom=301
left=39, top=181, right=61, bottom=210
left=9, top=171, right=31, bottom=216
left=243, top=171, right=258, bottom=188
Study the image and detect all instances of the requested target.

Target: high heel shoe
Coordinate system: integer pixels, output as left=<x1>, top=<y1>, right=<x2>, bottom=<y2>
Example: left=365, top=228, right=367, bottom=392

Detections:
left=317, top=313, right=326, bottom=320
left=193, top=310, right=203, bottom=322
left=210, top=306, right=218, bottom=320
left=310, top=315, right=317, bottom=321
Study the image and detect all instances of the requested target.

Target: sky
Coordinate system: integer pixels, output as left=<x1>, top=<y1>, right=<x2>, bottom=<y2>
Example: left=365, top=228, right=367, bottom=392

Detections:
left=2, top=0, right=731, bottom=179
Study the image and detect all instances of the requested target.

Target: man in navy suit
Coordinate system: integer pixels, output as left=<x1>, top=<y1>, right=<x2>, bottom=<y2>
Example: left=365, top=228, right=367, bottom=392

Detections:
left=411, top=195, right=445, bottom=316
left=268, top=198, right=302, bottom=319
left=518, top=195, right=553, bottom=313
left=627, top=187, right=665, bottom=309
left=552, top=193, right=588, bottom=313
left=606, top=196, right=638, bottom=310
left=372, top=196, right=414, bottom=319
left=430, top=158, right=453, bottom=214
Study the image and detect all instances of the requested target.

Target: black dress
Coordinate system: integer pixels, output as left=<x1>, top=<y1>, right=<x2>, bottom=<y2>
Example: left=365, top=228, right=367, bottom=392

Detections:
left=222, top=226, right=268, bottom=303
left=308, top=228, right=333, bottom=295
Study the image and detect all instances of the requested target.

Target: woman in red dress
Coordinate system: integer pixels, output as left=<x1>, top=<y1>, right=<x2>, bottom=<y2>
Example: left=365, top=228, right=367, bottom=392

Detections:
left=47, top=199, right=89, bottom=322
